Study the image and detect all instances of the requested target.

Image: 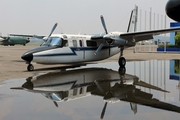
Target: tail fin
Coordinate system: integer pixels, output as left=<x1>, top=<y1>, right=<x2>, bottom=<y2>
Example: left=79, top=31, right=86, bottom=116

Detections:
left=127, top=5, right=138, bottom=32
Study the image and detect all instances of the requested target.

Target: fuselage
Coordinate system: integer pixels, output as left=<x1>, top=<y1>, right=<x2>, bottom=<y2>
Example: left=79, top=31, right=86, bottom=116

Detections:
left=22, top=33, right=122, bottom=64
left=0, top=36, right=30, bottom=46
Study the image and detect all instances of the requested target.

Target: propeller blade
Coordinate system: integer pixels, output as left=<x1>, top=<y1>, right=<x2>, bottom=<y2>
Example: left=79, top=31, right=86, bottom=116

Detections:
left=101, top=102, right=108, bottom=119
left=100, top=15, right=108, bottom=34
left=94, top=80, right=104, bottom=93
left=94, top=42, right=104, bottom=55
left=46, top=23, right=58, bottom=41
left=108, top=43, right=110, bottom=56
left=48, top=23, right=58, bottom=38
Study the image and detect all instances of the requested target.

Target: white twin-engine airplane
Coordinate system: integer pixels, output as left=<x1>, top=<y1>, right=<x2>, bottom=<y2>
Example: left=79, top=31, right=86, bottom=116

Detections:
left=20, top=5, right=180, bottom=71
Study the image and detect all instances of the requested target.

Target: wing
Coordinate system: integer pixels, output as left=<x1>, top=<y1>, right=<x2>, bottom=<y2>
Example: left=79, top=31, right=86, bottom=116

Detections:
left=120, top=27, right=180, bottom=42
left=9, top=34, right=45, bottom=39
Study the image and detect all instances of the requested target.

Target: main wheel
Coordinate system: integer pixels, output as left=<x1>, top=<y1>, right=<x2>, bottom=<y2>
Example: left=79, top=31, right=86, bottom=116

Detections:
left=118, top=57, right=126, bottom=67
left=27, top=64, right=34, bottom=71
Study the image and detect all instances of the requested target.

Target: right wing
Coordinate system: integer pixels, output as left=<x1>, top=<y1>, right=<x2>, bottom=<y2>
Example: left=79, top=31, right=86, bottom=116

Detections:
left=9, top=34, right=46, bottom=39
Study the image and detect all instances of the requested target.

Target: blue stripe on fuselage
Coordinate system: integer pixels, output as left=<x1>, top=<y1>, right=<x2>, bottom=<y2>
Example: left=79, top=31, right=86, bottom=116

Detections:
left=34, top=46, right=117, bottom=57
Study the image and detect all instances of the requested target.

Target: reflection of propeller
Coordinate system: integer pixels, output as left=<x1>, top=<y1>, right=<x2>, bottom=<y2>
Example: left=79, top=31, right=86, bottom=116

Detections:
left=101, top=102, right=107, bottom=119
left=53, top=101, right=58, bottom=107
left=94, top=80, right=111, bottom=119
left=94, top=16, right=111, bottom=56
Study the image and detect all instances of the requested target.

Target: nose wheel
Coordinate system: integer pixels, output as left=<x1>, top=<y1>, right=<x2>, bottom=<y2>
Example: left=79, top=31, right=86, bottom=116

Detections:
left=118, top=57, right=126, bottom=67
left=27, top=64, right=34, bottom=71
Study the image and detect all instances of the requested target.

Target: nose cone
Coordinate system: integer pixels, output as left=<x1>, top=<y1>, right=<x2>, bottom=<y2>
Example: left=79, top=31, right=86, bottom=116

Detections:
left=21, top=53, right=33, bottom=62
left=166, top=0, right=180, bottom=22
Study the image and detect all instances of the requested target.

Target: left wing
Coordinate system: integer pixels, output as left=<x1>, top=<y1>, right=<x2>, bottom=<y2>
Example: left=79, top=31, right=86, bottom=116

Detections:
left=120, top=27, right=180, bottom=42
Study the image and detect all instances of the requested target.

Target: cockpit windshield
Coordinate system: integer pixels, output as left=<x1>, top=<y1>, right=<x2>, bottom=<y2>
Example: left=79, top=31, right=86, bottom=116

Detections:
left=42, top=37, right=62, bottom=46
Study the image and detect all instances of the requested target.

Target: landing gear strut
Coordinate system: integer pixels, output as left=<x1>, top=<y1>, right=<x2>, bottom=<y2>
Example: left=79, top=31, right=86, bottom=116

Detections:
left=118, top=47, right=126, bottom=67
left=27, top=64, right=34, bottom=71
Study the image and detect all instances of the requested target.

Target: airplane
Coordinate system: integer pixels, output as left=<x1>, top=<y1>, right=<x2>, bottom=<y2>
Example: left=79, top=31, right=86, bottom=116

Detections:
left=11, top=67, right=180, bottom=119
left=0, top=34, right=30, bottom=46
left=18, top=5, right=180, bottom=71
left=166, top=0, right=180, bottom=22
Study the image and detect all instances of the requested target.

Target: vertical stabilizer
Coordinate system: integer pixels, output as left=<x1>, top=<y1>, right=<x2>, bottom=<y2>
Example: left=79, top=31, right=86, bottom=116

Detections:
left=127, top=5, right=138, bottom=32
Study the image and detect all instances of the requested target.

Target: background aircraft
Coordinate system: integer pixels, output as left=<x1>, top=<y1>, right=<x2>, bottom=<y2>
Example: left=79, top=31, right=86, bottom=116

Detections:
left=11, top=67, right=180, bottom=119
left=166, top=0, right=180, bottom=22
left=0, top=34, right=30, bottom=46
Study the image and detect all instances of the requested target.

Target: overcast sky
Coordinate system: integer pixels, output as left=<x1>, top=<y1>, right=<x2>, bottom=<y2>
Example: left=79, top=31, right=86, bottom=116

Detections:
left=0, top=0, right=174, bottom=36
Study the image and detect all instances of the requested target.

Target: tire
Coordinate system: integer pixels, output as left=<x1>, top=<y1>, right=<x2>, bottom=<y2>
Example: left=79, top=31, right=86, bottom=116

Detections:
left=27, top=64, right=34, bottom=71
left=118, top=67, right=126, bottom=75
left=118, top=57, right=126, bottom=67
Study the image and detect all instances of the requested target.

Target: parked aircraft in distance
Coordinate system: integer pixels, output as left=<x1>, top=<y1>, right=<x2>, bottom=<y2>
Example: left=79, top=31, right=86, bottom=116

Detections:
left=0, top=35, right=30, bottom=46
left=166, top=0, right=180, bottom=22
left=16, top=5, right=180, bottom=71
left=11, top=67, right=180, bottom=119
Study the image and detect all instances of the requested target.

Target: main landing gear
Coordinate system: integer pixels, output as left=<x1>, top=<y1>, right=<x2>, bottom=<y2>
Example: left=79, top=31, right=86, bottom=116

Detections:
left=118, top=47, right=126, bottom=67
left=27, top=64, right=34, bottom=71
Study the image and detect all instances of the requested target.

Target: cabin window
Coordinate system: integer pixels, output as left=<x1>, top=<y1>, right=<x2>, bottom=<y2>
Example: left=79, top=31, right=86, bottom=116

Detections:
left=73, top=89, right=78, bottom=95
left=86, top=40, right=97, bottom=47
left=72, top=40, right=77, bottom=47
left=80, top=87, right=84, bottom=94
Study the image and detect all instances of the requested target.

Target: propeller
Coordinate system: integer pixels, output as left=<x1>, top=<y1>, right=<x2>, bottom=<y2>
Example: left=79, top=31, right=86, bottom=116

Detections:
left=46, top=23, right=58, bottom=41
left=100, top=15, right=108, bottom=34
left=101, top=102, right=108, bottom=119
left=94, top=15, right=111, bottom=56
left=53, top=101, right=59, bottom=107
left=94, top=80, right=112, bottom=119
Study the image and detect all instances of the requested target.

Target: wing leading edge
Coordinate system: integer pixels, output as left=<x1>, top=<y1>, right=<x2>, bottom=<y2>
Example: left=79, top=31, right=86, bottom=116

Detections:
left=120, top=27, right=180, bottom=42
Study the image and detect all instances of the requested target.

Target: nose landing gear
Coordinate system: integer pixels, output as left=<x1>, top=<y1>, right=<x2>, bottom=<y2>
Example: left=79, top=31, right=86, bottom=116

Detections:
left=118, top=47, right=126, bottom=67
left=27, top=64, right=34, bottom=71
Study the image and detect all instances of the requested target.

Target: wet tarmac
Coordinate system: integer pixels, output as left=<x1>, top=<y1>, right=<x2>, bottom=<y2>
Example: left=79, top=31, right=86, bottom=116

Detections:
left=0, top=60, right=180, bottom=120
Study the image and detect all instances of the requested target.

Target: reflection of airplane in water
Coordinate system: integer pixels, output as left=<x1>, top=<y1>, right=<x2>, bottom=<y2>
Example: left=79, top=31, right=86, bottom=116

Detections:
left=11, top=67, right=180, bottom=119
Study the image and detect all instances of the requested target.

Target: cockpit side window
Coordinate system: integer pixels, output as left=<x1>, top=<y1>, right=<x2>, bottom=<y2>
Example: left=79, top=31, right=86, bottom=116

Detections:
left=50, top=38, right=61, bottom=46
left=42, top=37, right=63, bottom=47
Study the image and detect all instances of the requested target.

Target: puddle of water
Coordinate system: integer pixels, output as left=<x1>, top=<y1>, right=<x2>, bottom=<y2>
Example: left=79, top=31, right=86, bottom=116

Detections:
left=0, top=60, right=180, bottom=120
